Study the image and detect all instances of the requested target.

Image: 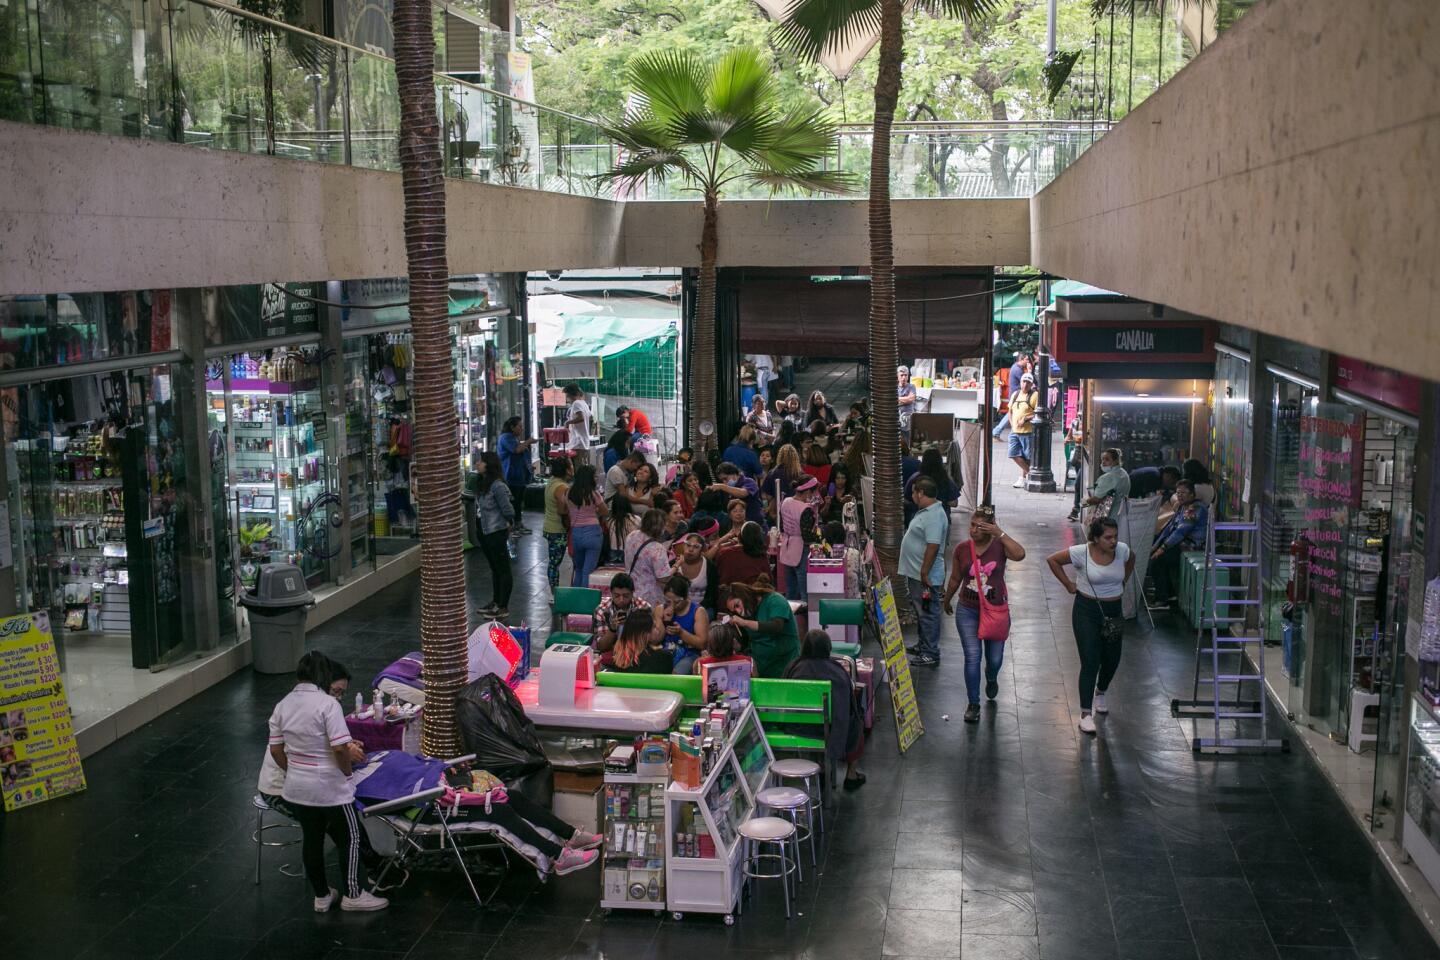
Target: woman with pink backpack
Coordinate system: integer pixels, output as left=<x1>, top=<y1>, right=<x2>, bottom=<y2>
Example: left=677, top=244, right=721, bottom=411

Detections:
left=942, top=505, right=1026, bottom=723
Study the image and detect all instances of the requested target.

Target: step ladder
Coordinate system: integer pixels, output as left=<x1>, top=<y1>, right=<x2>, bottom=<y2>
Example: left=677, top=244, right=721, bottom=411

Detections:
left=1169, top=509, right=1288, bottom=753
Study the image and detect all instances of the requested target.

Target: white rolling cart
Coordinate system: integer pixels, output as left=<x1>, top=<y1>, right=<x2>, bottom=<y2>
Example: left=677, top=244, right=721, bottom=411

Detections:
left=664, top=702, right=773, bottom=924
left=599, top=770, right=669, bottom=916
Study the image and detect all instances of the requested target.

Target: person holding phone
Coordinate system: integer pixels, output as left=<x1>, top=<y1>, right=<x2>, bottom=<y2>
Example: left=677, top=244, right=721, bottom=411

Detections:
left=661, top=574, right=709, bottom=674
left=943, top=506, right=1025, bottom=722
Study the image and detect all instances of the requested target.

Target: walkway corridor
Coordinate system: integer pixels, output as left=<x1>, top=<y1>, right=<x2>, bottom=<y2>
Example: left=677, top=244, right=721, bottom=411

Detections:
left=0, top=474, right=1436, bottom=960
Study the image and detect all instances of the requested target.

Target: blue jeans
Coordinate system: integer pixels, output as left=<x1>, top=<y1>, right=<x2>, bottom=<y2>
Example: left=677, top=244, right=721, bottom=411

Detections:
left=908, top=577, right=942, bottom=659
left=673, top=652, right=698, bottom=675
left=570, top=524, right=603, bottom=588
left=992, top=412, right=1011, bottom=438
left=785, top=546, right=809, bottom=602
left=955, top=604, right=1005, bottom=705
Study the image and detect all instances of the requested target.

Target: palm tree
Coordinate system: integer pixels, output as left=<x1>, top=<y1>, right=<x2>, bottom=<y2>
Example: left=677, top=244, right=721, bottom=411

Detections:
left=233, top=0, right=321, bottom=155
left=777, top=0, right=996, bottom=575
left=597, top=48, right=855, bottom=456
left=392, top=0, right=467, bottom=757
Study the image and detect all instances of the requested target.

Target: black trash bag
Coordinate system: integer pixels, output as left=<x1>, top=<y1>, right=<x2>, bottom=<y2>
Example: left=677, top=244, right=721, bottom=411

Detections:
left=455, top=673, right=553, bottom=806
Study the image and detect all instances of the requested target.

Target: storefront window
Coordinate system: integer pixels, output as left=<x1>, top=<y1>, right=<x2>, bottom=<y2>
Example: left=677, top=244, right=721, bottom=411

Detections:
left=1211, top=352, right=1251, bottom=521
left=343, top=332, right=417, bottom=553
left=0, top=291, right=176, bottom=372
left=205, top=347, right=335, bottom=593
left=2, top=363, right=198, bottom=726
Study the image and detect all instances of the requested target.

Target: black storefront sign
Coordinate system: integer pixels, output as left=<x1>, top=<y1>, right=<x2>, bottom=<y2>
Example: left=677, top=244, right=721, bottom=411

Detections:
left=1056, top=319, right=1216, bottom=379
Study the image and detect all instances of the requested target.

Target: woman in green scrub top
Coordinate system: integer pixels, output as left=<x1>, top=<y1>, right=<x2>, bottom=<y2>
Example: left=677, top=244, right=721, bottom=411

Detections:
left=719, top=579, right=799, bottom=678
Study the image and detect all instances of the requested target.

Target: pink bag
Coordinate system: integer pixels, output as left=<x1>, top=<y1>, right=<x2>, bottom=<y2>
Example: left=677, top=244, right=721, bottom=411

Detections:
left=970, top=545, right=1012, bottom=643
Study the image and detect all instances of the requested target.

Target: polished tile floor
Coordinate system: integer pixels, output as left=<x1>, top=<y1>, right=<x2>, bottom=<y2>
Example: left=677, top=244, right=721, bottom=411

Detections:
left=1, top=470, right=1437, bottom=960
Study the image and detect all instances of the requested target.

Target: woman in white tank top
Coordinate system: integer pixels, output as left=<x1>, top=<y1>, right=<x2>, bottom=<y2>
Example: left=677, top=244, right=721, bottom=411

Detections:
left=1047, top=518, right=1135, bottom=736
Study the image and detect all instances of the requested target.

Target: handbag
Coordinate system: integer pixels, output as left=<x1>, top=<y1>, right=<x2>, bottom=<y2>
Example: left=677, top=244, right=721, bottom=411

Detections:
left=969, top=544, right=1012, bottom=643
left=1080, top=546, right=1125, bottom=643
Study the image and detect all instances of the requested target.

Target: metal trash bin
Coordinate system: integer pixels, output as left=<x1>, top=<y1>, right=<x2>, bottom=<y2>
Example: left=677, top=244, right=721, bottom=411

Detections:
left=241, top=563, right=316, bottom=674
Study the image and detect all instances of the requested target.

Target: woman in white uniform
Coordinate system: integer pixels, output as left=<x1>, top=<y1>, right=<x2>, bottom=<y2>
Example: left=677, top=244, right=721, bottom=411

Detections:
left=268, top=652, right=387, bottom=912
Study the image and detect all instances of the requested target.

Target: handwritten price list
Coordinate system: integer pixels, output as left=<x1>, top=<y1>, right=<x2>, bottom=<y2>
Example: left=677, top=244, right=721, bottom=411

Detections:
left=0, top=611, right=88, bottom=812
left=1297, top=408, right=1362, bottom=620
left=873, top=579, right=925, bottom=752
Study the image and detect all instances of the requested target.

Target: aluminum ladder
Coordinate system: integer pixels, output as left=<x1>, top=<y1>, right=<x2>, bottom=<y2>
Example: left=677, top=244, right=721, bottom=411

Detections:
left=1169, top=509, right=1288, bottom=753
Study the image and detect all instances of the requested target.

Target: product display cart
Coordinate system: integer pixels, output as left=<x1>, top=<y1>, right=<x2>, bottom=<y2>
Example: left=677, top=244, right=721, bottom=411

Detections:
left=664, top=702, right=773, bottom=924
left=600, top=772, right=669, bottom=915
left=1404, top=695, right=1440, bottom=894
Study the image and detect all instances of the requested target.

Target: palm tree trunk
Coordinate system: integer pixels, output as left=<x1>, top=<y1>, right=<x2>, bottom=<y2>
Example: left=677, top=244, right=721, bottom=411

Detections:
left=868, top=0, right=904, bottom=576
left=692, top=192, right=720, bottom=456
left=394, top=0, right=466, bottom=758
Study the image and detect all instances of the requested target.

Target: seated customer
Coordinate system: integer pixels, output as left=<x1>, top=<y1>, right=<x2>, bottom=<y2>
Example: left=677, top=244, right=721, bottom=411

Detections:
left=1150, top=480, right=1209, bottom=604
left=593, top=573, right=650, bottom=655
left=693, top=621, right=754, bottom=674
left=715, top=521, right=772, bottom=587
left=784, top=630, right=866, bottom=790
left=607, top=607, right=673, bottom=674
left=661, top=574, right=709, bottom=675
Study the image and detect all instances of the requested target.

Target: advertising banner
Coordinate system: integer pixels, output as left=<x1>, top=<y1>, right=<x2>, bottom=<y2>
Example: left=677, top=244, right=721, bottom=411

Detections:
left=873, top=578, right=924, bottom=752
left=0, top=612, right=87, bottom=811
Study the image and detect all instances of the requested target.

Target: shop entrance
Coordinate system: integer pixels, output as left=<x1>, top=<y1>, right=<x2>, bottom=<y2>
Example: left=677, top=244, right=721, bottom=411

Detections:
left=3, top=364, right=192, bottom=672
left=205, top=347, right=337, bottom=606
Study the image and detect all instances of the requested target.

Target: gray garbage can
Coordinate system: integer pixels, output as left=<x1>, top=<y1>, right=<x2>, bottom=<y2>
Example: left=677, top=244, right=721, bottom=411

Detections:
left=242, top=563, right=316, bottom=674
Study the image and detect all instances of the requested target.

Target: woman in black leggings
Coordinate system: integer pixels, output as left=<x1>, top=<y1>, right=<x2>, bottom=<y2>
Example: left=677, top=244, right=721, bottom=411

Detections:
left=1047, top=518, right=1134, bottom=736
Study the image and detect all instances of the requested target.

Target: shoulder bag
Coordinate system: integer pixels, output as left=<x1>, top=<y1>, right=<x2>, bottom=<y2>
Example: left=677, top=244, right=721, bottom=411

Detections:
left=969, top=543, right=1012, bottom=643
left=1081, top=545, right=1125, bottom=643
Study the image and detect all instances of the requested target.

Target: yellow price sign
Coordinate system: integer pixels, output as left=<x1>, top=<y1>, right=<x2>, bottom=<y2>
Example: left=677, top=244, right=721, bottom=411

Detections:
left=872, top=578, right=925, bottom=753
left=0, top=612, right=88, bottom=811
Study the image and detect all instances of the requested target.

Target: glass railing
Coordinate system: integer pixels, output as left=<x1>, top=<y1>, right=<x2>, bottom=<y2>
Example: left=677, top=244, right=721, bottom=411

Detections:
left=0, top=0, right=1101, bottom=201
left=637, top=122, right=1109, bottom=201
left=0, top=0, right=613, bottom=194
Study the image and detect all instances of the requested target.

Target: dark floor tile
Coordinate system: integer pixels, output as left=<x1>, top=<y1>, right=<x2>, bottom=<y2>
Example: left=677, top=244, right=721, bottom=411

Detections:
left=1167, top=840, right=1244, bottom=879
left=1028, top=834, right=1102, bottom=876
left=962, top=890, right=1038, bottom=937
left=882, top=907, right=961, bottom=957
left=889, top=869, right=964, bottom=912
left=1099, top=856, right=1177, bottom=902
left=958, top=933, right=1041, bottom=959
left=160, top=931, right=259, bottom=960
left=1031, top=870, right=1111, bottom=919
left=1108, top=894, right=1191, bottom=941
left=1036, top=911, right=1117, bottom=960
left=1273, top=948, right=1359, bottom=960
left=1241, top=860, right=1321, bottom=904
left=893, top=832, right=964, bottom=871
left=1190, top=919, right=1279, bottom=960
left=1116, top=940, right=1198, bottom=960
left=1257, top=900, right=1351, bottom=949
left=1176, top=876, right=1262, bottom=923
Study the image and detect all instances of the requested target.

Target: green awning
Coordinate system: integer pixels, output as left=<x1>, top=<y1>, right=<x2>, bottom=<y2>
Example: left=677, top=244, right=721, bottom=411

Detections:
left=995, top=287, right=1037, bottom=325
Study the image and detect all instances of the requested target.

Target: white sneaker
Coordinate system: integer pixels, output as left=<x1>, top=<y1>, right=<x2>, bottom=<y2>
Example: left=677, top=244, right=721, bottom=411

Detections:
left=1093, top=693, right=1109, bottom=714
left=341, top=890, right=389, bottom=912
left=314, top=887, right=338, bottom=913
left=1078, top=713, right=1097, bottom=735
left=1012, top=476, right=1026, bottom=488
left=554, top=847, right=600, bottom=876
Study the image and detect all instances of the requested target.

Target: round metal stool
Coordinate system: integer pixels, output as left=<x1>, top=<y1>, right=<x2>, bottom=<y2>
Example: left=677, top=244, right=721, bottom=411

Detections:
left=251, top=794, right=304, bottom=885
left=756, top=785, right=814, bottom=879
left=769, top=758, right=824, bottom=841
left=738, top=816, right=798, bottom=919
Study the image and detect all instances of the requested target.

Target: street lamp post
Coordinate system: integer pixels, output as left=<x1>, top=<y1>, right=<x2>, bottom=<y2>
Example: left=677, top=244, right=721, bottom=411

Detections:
left=1026, top=282, right=1057, bottom=493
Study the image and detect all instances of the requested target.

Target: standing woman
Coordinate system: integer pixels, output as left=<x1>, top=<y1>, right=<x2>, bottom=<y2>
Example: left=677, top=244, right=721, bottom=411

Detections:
left=629, top=462, right=660, bottom=509
left=765, top=444, right=807, bottom=504
left=1047, top=518, right=1135, bottom=735
left=475, top=451, right=516, bottom=618
left=268, top=652, right=387, bottom=912
left=943, top=506, right=1025, bottom=722
left=746, top=394, right=777, bottom=444
left=806, top=390, right=839, bottom=434
left=542, top=456, right=573, bottom=590
left=821, top=464, right=856, bottom=526
left=624, top=508, right=673, bottom=606
left=560, top=464, right=609, bottom=589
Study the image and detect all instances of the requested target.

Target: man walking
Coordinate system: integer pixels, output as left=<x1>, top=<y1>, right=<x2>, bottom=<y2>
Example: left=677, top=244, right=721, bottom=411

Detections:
left=900, top=477, right=948, bottom=667
left=1008, top=373, right=1038, bottom=489
left=992, top=353, right=1031, bottom=439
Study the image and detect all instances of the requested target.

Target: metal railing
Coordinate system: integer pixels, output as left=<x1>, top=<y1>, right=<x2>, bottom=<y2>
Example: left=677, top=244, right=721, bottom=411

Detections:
left=0, top=0, right=1108, bottom=200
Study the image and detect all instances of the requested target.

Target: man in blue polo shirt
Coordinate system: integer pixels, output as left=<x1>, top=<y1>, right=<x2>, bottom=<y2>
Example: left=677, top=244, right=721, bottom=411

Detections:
left=899, top=477, right=948, bottom=666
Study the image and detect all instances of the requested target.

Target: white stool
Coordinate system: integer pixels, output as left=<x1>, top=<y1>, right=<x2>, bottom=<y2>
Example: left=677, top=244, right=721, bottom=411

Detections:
left=1348, top=688, right=1380, bottom=754
left=251, top=794, right=304, bottom=885
left=738, top=816, right=798, bottom=919
left=770, top=758, right=825, bottom=840
left=757, top=785, right=814, bottom=878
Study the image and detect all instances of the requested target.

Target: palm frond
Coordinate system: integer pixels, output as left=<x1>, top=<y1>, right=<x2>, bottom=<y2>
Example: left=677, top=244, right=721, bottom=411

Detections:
left=668, top=110, right=778, bottom=155
left=594, top=149, right=703, bottom=192
left=914, top=0, right=1004, bottom=24
left=625, top=51, right=709, bottom=124
left=743, top=167, right=859, bottom=196
left=706, top=48, right=774, bottom=123
left=776, top=0, right=883, bottom=63
left=1089, top=0, right=1202, bottom=17
left=1042, top=49, right=1082, bottom=104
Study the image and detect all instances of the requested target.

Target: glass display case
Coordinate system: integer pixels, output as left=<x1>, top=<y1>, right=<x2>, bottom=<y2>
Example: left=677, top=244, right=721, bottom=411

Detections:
left=206, top=348, right=333, bottom=589
left=1403, top=696, right=1440, bottom=894
left=1094, top=399, right=1194, bottom=469
left=664, top=702, right=773, bottom=923
left=600, top=773, right=668, bottom=915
